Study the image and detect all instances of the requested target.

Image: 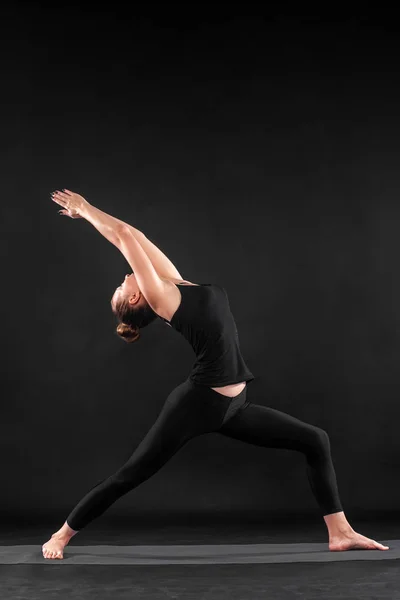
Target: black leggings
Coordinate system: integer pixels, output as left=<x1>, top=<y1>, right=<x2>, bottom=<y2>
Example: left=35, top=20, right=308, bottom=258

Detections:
left=66, top=378, right=342, bottom=530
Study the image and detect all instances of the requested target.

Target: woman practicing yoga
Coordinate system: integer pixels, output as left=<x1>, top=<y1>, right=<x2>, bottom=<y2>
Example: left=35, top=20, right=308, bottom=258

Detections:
left=43, top=189, right=389, bottom=559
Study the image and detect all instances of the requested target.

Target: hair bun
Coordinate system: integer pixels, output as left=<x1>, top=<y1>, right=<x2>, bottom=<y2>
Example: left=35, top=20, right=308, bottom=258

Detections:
left=116, top=322, right=140, bottom=343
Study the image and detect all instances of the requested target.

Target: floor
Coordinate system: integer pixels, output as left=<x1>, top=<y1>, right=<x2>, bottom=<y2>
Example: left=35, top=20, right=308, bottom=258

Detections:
left=2, top=513, right=400, bottom=599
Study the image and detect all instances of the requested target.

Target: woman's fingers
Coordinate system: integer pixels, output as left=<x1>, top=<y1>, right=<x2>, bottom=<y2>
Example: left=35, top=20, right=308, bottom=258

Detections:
left=51, top=191, right=69, bottom=203
left=52, top=197, right=68, bottom=210
left=53, top=190, right=71, bottom=201
left=51, top=194, right=66, bottom=205
left=51, top=189, right=83, bottom=218
left=58, top=208, right=79, bottom=219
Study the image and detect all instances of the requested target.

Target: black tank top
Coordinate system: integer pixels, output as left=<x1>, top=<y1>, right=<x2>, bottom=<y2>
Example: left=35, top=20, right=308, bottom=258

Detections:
left=160, top=283, right=255, bottom=387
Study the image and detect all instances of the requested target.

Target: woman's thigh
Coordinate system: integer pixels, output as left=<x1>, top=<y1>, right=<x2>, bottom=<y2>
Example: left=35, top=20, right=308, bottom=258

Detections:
left=115, top=379, right=235, bottom=475
left=218, top=401, right=324, bottom=453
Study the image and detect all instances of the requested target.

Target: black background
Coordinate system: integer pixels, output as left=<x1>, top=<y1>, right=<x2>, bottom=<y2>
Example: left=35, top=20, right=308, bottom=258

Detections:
left=2, top=5, right=400, bottom=523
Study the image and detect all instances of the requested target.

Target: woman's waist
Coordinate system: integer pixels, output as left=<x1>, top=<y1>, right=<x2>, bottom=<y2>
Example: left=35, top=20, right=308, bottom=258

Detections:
left=210, top=381, right=247, bottom=397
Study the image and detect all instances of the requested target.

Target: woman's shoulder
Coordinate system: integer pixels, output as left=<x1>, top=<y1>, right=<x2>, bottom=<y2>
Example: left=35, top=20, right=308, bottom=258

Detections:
left=163, top=278, right=199, bottom=286
left=155, top=279, right=212, bottom=323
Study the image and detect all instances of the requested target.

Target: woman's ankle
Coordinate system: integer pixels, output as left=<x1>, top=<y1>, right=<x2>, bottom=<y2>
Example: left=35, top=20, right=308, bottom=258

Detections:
left=324, top=511, right=354, bottom=537
left=53, top=521, right=79, bottom=540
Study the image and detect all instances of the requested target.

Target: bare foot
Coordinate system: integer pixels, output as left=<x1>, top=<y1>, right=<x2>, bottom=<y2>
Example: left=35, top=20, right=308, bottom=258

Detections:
left=42, top=533, right=70, bottom=560
left=329, top=531, right=389, bottom=552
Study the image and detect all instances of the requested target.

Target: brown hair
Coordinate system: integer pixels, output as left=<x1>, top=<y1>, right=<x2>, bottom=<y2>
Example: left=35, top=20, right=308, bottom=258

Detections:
left=111, top=292, right=159, bottom=343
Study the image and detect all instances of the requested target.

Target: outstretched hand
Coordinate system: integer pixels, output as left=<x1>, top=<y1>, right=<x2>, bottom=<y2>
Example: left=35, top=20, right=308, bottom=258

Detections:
left=51, top=189, right=89, bottom=219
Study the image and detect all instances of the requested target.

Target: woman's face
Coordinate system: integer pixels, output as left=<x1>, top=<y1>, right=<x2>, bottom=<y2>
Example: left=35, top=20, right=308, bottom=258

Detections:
left=112, top=273, right=142, bottom=308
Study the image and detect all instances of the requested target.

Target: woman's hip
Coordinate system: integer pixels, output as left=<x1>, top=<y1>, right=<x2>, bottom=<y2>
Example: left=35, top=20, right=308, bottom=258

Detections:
left=162, top=378, right=249, bottom=433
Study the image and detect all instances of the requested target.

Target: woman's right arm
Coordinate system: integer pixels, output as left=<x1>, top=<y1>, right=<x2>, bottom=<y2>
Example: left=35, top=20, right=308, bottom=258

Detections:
left=79, top=202, right=127, bottom=248
left=52, top=189, right=169, bottom=306
left=53, top=190, right=183, bottom=279
left=127, top=229, right=183, bottom=280
left=53, top=189, right=139, bottom=249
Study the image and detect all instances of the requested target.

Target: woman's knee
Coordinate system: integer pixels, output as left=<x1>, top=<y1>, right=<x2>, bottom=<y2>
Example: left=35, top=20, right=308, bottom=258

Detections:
left=111, top=451, right=165, bottom=490
left=308, top=426, right=331, bottom=455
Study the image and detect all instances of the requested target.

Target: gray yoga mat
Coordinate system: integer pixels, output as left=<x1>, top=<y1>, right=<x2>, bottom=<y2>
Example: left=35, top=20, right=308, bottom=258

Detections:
left=1, top=540, right=399, bottom=564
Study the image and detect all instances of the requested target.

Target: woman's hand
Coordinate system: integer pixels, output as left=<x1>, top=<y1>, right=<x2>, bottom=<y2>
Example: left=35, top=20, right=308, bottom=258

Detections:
left=51, top=189, right=89, bottom=219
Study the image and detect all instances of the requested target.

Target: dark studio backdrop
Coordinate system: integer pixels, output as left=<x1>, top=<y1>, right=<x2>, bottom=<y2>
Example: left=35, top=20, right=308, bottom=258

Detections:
left=2, top=5, right=400, bottom=526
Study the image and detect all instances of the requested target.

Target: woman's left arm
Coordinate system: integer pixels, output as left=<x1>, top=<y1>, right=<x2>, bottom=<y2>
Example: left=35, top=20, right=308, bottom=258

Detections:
left=52, top=189, right=129, bottom=248
left=52, top=189, right=183, bottom=279
left=51, top=189, right=167, bottom=304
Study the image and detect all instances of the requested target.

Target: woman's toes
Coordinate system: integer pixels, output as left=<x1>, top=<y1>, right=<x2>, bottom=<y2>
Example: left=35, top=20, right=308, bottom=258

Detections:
left=42, top=536, right=67, bottom=560
left=375, top=541, right=389, bottom=550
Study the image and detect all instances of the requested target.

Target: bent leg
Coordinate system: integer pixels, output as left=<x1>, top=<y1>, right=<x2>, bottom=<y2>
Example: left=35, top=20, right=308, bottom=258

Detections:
left=218, top=402, right=343, bottom=516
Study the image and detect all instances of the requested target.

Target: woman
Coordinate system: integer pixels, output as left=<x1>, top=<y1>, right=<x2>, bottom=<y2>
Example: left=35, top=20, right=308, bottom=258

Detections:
left=42, top=189, right=389, bottom=559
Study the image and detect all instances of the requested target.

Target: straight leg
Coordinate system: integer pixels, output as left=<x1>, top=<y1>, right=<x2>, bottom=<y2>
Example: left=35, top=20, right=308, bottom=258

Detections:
left=43, top=379, right=226, bottom=558
left=66, top=382, right=213, bottom=531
